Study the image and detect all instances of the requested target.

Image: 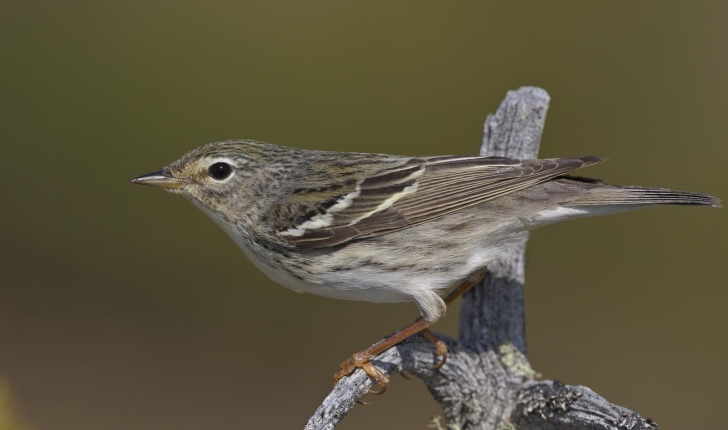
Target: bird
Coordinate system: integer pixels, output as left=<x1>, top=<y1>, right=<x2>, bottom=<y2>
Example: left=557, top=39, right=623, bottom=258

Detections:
left=131, top=139, right=720, bottom=392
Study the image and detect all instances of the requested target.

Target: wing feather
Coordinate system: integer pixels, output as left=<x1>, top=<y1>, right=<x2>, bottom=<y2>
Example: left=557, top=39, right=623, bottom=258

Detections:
left=275, top=155, right=604, bottom=248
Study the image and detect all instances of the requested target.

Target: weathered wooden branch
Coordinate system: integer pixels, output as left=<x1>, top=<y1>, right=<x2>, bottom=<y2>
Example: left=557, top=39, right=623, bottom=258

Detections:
left=304, top=87, right=659, bottom=430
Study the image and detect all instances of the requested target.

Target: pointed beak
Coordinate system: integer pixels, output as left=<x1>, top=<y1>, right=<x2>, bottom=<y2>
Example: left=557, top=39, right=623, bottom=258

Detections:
left=131, top=168, right=184, bottom=189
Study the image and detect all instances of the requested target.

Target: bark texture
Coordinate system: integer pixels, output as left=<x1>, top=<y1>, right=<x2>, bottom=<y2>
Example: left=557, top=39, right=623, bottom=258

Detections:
left=304, top=87, right=658, bottom=430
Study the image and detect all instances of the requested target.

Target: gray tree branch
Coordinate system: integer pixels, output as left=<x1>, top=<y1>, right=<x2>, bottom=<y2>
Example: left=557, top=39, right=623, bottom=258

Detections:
left=304, top=87, right=658, bottom=430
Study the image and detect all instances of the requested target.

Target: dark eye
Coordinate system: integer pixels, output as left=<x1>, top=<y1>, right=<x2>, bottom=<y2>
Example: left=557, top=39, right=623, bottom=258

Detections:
left=208, top=162, right=232, bottom=180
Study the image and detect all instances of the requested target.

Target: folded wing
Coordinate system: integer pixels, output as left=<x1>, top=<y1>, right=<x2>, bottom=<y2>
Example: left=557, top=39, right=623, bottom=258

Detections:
left=275, top=155, right=604, bottom=248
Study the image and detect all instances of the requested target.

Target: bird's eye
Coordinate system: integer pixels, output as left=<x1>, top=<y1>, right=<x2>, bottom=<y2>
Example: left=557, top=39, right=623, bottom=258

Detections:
left=208, top=162, right=232, bottom=180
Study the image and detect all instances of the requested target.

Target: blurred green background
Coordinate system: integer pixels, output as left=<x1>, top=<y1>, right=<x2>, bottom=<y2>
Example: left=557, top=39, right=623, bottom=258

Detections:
left=0, top=1, right=726, bottom=429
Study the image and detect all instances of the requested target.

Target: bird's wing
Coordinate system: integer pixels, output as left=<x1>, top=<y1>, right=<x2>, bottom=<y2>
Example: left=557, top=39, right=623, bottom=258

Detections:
left=272, top=155, right=604, bottom=248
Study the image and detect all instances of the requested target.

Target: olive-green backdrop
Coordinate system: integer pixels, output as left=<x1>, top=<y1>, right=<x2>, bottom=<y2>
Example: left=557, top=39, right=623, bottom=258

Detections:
left=0, top=1, right=725, bottom=429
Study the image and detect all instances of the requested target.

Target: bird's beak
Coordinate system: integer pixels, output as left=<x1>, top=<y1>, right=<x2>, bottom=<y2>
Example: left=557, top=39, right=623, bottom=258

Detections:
left=131, top=169, right=184, bottom=189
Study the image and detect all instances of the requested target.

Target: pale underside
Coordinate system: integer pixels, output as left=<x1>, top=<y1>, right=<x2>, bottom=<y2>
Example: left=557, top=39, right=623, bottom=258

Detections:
left=195, top=177, right=625, bottom=322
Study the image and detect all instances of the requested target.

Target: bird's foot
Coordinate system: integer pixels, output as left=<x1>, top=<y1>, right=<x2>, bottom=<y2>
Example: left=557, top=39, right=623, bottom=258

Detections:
left=332, top=317, right=433, bottom=396
left=420, top=329, right=448, bottom=369
left=333, top=351, right=390, bottom=395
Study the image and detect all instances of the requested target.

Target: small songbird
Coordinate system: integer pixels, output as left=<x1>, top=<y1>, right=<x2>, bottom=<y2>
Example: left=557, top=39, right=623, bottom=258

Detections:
left=132, top=139, right=719, bottom=391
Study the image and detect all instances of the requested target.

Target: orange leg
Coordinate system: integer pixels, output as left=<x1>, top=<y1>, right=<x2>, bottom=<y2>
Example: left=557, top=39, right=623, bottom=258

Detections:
left=333, top=269, right=487, bottom=394
left=442, top=270, right=487, bottom=306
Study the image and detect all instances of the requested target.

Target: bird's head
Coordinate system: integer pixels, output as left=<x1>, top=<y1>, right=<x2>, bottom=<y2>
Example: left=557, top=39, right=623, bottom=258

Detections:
left=132, top=139, right=289, bottom=224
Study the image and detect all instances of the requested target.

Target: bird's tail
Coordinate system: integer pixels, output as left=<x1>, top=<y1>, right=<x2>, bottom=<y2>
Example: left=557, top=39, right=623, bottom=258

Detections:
left=563, top=180, right=721, bottom=208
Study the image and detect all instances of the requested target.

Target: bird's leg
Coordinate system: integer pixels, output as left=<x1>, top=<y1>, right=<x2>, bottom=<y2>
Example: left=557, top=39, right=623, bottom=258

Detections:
left=333, top=269, right=487, bottom=394
left=419, top=269, right=487, bottom=369
left=443, top=268, right=488, bottom=306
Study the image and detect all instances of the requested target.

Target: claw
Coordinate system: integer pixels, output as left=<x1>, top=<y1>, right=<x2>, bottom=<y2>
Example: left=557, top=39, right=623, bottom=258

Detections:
left=421, top=329, right=448, bottom=369
left=368, top=385, right=388, bottom=395
left=400, top=371, right=412, bottom=380
left=431, top=338, right=448, bottom=369
left=361, top=361, right=390, bottom=394
left=431, top=347, right=448, bottom=369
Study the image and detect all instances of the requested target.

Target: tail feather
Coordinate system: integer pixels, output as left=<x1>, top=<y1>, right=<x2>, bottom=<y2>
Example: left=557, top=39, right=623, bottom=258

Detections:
left=564, top=184, right=721, bottom=208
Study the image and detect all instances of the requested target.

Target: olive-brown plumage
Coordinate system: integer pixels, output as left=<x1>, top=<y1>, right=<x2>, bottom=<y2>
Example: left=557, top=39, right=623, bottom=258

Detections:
left=133, top=139, right=719, bottom=323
